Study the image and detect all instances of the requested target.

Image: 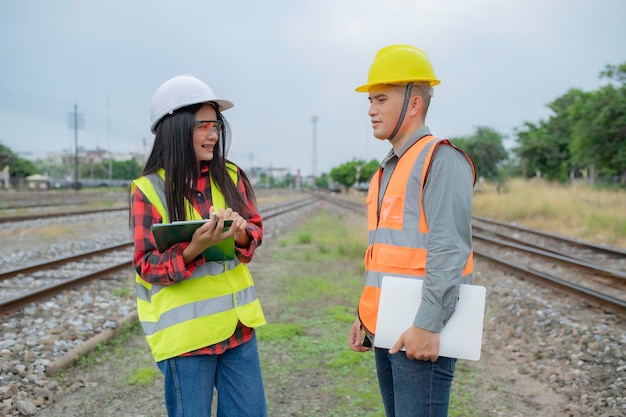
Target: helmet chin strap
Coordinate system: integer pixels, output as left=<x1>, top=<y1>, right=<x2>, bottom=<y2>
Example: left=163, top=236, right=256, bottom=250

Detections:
left=387, top=83, right=413, bottom=141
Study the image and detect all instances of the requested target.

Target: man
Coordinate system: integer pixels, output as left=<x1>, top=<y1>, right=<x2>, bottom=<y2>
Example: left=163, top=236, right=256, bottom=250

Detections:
left=348, top=44, right=475, bottom=417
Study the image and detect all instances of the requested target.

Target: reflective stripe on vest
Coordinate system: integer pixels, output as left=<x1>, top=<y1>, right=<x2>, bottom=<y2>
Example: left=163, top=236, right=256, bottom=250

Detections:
left=358, top=136, right=474, bottom=334
left=131, top=165, right=266, bottom=361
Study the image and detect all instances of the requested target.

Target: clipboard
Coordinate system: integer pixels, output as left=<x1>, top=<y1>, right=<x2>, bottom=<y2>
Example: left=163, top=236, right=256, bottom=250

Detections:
left=374, top=276, right=486, bottom=361
left=151, top=219, right=235, bottom=261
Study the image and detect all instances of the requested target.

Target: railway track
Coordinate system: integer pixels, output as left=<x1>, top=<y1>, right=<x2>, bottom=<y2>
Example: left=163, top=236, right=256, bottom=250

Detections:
left=0, top=188, right=304, bottom=223
left=323, top=194, right=626, bottom=315
left=472, top=215, right=626, bottom=268
left=0, top=207, right=127, bottom=223
left=1, top=192, right=624, bottom=415
left=9, top=193, right=619, bottom=315
left=471, top=217, right=626, bottom=315
left=0, top=196, right=320, bottom=315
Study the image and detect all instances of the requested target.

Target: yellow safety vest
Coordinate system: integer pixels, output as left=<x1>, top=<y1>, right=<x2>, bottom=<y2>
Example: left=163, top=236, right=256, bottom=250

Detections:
left=131, top=166, right=266, bottom=362
left=358, top=136, right=475, bottom=334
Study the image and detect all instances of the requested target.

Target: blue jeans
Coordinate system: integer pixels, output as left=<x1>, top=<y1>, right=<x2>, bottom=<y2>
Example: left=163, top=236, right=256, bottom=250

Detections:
left=156, top=334, right=267, bottom=417
left=375, top=348, right=456, bottom=417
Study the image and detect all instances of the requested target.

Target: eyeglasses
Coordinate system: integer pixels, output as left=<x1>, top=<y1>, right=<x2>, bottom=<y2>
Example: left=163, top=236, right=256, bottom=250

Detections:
left=194, top=120, right=223, bottom=134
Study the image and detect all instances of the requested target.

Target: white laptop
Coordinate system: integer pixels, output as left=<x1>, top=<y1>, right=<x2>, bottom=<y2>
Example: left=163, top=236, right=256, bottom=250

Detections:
left=374, top=276, right=486, bottom=361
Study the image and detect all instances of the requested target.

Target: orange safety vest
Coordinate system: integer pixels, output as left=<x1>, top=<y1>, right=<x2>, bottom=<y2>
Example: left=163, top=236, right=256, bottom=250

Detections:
left=358, top=135, right=475, bottom=334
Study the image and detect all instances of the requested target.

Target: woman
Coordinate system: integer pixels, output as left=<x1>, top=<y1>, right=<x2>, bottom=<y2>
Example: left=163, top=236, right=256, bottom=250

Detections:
left=130, top=74, right=267, bottom=417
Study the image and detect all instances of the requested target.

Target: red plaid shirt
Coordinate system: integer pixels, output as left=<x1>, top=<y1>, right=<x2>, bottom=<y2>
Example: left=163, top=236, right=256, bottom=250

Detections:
left=131, top=163, right=263, bottom=356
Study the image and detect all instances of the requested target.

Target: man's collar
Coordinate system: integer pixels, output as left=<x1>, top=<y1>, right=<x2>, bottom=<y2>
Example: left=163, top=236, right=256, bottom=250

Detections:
left=395, top=126, right=432, bottom=158
left=381, top=126, right=431, bottom=168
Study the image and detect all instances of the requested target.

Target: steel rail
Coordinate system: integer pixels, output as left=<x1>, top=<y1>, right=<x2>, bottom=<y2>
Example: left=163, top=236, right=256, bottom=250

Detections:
left=0, top=197, right=322, bottom=315
left=472, top=232, right=626, bottom=282
left=474, top=249, right=626, bottom=315
left=0, top=195, right=321, bottom=224
left=0, top=242, right=133, bottom=281
left=261, top=197, right=321, bottom=220
left=0, top=261, right=132, bottom=315
left=0, top=207, right=128, bottom=223
left=315, top=194, right=626, bottom=313
left=473, top=215, right=626, bottom=257
left=472, top=224, right=573, bottom=257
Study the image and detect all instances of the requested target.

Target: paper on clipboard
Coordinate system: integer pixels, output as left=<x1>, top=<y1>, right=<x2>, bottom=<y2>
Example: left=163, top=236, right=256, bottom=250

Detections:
left=151, top=219, right=234, bottom=262
left=374, top=276, right=486, bottom=361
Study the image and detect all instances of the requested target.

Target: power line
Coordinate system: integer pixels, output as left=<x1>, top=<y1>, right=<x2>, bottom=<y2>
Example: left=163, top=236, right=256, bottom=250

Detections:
left=0, top=87, right=144, bottom=138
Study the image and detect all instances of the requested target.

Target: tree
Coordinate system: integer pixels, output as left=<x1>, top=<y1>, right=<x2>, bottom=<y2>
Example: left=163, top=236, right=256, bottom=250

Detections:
left=569, top=63, right=626, bottom=182
left=360, top=159, right=380, bottom=184
left=257, top=172, right=270, bottom=188
left=314, top=172, right=330, bottom=190
left=514, top=119, right=573, bottom=182
left=276, top=172, right=295, bottom=188
left=513, top=89, right=586, bottom=182
left=0, top=144, right=37, bottom=177
left=512, top=62, right=626, bottom=184
left=111, top=159, right=143, bottom=180
left=450, top=127, right=509, bottom=181
left=329, top=158, right=378, bottom=191
left=80, top=160, right=110, bottom=179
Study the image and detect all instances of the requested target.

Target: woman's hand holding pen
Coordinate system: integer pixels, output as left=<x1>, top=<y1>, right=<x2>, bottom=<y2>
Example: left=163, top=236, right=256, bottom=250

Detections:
left=222, top=208, right=250, bottom=247
left=195, top=207, right=242, bottom=246
left=182, top=206, right=247, bottom=263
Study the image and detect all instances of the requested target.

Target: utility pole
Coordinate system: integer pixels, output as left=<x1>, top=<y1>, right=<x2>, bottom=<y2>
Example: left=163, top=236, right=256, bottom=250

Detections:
left=311, top=115, right=318, bottom=179
left=67, top=104, right=84, bottom=191
left=107, top=96, right=112, bottom=182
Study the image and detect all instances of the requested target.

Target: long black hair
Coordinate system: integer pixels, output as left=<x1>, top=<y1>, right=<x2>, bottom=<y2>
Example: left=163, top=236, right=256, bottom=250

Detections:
left=136, top=102, right=256, bottom=222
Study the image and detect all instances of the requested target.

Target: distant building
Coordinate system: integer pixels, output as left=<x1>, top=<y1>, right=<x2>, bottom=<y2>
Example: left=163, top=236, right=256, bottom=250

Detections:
left=265, top=167, right=289, bottom=182
left=26, top=174, right=49, bottom=191
left=0, top=162, right=9, bottom=190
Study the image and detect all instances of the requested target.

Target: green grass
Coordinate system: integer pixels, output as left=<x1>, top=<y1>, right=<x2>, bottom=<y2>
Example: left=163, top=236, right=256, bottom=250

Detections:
left=48, top=205, right=486, bottom=415
left=449, top=362, right=478, bottom=417
left=123, top=367, right=160, bottom=386
left=258, top=208, right=383, bottom=416
left=473, top=178, right=626, bottom=247
left=257, top=323, right=305, bottom=341
left=257, top=207, right=484, bottom=416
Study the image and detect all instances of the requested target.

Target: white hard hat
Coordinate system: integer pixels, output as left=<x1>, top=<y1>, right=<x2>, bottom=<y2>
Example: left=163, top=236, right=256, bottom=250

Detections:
left=150, top=74, right=234, bottom=134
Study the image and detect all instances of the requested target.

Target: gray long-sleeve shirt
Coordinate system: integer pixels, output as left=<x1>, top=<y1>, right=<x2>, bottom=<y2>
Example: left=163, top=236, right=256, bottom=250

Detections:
left=378, top=126, right=474, bottom=333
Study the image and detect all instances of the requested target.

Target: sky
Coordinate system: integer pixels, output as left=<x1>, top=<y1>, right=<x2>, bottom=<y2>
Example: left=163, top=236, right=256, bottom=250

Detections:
left=1, top=0, right=624, bottom=177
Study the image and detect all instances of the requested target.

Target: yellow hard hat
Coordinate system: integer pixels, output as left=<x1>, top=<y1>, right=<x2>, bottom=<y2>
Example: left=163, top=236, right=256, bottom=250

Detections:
left=355, top=44, right=440, bottom=92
